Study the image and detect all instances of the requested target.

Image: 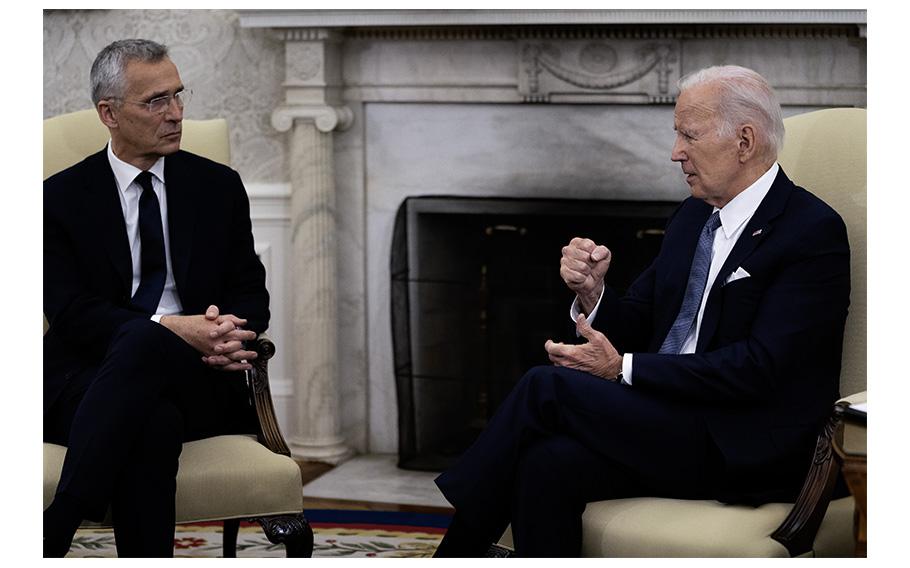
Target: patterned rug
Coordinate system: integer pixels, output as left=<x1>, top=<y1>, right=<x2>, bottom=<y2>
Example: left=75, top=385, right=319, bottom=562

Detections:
left=68, top=509, right=452, bottom=558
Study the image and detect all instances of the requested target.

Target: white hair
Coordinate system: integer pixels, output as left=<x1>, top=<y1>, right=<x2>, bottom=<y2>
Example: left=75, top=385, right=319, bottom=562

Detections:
left=678, top=65, right=785, bottom=160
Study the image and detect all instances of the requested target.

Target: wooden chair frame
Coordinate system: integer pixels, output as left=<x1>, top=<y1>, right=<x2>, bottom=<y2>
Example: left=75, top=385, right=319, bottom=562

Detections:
left=770, top=402, right=850, bottom=557
left=220, top=333, right=315, bottom=558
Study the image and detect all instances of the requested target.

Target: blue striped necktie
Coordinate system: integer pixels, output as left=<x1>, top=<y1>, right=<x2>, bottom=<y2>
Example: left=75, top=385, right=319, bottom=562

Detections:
left=130, top=171, right=167, bottom=314
left=658, top=211, right=722, bottom=354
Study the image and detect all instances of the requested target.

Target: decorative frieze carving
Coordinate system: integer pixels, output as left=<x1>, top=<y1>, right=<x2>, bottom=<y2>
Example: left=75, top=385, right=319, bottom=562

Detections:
left=279, top=28, right=334, bottom=42
left=282, top=32, right=345, bottom=91
left=287, top=43, right=323, bottom=82
left=519, top=40, right=679, bottom=103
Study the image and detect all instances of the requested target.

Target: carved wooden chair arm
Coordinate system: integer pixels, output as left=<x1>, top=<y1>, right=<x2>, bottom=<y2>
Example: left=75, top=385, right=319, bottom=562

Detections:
left=770, top=401, right=849, bottom=557
left=246, top=332, right=292, bottom=456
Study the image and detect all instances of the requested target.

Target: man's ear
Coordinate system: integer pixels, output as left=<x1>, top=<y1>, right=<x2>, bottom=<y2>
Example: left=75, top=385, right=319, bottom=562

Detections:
left=737, top=124, right=758, bottom=162
left=96, top=101, right=118, bottom=129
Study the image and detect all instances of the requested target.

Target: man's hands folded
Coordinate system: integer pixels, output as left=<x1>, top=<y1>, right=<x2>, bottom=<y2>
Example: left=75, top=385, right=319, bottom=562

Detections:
left=160, top=305, right=258, bottom=372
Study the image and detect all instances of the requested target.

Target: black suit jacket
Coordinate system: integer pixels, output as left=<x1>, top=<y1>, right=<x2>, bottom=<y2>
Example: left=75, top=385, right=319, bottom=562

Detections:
left=591, top=168, right=850, bottom=502
left=44, top=148, right=270, bottom=414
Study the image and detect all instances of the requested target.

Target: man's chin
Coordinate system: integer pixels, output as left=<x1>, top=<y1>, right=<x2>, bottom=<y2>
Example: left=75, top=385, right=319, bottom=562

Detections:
left=158, top=137, right=182, bottom=155
left=687, top=183, right=703, bottom=198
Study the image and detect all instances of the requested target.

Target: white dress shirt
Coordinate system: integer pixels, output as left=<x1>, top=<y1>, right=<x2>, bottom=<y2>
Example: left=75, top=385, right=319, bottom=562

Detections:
left=107, top=142, right=183, bottom=320
left=570, top=162, right=779, bottom=384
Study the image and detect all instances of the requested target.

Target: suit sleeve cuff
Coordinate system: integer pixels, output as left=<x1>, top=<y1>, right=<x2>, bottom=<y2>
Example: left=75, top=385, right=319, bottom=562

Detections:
left=569, top=286, right=607, bottom=336
left=621, top=353, right=633, bottom=385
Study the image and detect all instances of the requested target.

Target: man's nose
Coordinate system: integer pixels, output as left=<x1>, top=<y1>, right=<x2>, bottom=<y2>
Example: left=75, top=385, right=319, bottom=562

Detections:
left=670, top=140, right=685, bottom=162
left=165, top=97, right=183, bottom=121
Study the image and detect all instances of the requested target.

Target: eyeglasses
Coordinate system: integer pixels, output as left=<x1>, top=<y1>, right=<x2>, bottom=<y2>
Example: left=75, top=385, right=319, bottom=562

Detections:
left=112, top=89, right=192, bottom=115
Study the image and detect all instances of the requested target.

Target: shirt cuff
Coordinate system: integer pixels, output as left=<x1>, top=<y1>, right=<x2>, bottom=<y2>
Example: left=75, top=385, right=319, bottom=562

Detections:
left=621, top=353, right=633, bottom=385
left=569, top=286, right=607, bottom=334
left=151, top=314, right=163, bottom=323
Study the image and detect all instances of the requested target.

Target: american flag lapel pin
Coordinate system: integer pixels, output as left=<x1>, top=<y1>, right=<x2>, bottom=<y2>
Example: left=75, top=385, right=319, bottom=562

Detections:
left=752, top=228, right=763, bottom=237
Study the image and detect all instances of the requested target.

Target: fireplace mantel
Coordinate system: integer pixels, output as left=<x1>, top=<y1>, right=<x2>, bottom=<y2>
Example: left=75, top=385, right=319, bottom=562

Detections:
left=238, top=9, right=865, bottom=460
left=239, top=9, right=866, bottom=30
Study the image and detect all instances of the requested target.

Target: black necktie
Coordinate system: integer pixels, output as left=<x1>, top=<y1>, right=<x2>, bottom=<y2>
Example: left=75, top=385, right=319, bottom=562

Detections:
left=130, top=171, right=167, bottom=313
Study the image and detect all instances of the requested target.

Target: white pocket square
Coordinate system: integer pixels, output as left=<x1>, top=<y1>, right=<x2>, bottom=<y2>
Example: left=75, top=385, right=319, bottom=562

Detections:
left=724, top=267, right=751, bottom=285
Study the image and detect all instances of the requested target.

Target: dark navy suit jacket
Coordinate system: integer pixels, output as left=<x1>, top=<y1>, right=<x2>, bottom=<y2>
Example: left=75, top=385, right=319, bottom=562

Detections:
left=43, top=148, right=270, bottom=414
left=590, top=168, right=850, bottom=502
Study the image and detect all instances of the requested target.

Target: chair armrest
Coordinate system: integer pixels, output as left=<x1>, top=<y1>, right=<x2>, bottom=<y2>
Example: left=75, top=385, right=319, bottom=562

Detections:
left=246, top=332, right=292, bottom=457
left=838, top=390, right=866, bottom=406
left=770, top=401, right=848, bottom=556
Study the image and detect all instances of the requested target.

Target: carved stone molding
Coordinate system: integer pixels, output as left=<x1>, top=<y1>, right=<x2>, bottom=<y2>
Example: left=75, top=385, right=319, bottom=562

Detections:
left=272, top=104, right=354, bottom=133
left=519, top=40, right=679, bottom=103
left=283, top=33, right=342, bottom=85
left=239, top=9, right=866, bottom=29
left=344, top=24, right=861, bottom=42
left=288, top=44, right=323, bottom=82
left=278, top=28, right=335, bottom=42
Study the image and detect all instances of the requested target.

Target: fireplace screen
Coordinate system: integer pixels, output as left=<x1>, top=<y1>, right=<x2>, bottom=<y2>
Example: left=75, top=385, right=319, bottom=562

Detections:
left=391, top=196, right=677, bottom=471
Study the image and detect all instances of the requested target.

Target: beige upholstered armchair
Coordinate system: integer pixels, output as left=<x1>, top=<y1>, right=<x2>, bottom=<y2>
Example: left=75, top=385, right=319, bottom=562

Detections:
left=498, top=107, right=867, bottom=557
left=43, top=109, right=312, bottom=557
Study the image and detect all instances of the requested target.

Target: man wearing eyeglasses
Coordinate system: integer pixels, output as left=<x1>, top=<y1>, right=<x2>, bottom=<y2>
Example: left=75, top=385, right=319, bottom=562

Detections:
left=43, top=39, right=269, bottom=557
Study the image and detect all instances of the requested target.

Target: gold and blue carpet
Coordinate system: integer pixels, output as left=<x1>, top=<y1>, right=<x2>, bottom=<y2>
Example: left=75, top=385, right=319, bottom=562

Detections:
left=68, top=509, right=452, bottom=558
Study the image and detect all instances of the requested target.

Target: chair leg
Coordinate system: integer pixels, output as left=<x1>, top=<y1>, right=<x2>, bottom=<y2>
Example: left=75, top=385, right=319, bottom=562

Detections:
left=223, top=519, right=240, bottom=558
left=256, top=513, right=314, bottom=558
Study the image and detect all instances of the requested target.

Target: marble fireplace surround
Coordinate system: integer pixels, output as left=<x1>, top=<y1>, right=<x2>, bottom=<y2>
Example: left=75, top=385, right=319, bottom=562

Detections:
left=238, top=10, right=866, bottom=462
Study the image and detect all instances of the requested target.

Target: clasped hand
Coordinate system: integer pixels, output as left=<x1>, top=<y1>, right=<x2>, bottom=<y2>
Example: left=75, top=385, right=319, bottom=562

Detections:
left=160, top=305, right=258, bottom=372
left=560, top=237, right=611, bottom=315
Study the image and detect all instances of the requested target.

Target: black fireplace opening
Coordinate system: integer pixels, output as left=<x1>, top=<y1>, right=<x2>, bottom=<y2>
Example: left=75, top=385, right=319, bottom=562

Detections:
left=391, top=196, right=677, bottom=471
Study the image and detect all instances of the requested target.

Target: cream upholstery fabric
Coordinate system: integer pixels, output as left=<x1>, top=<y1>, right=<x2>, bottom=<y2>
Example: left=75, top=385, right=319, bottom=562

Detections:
left=497, top=108, right=867, bottom=557
left=777, top=108, right=866, bottom=398
left=499, top=497, right=853, bottom=557
left=44, top=436, right=303, bottom=527
left=43, top=108, right=230, bottom=179
left=581, top=497, right=854, bottom=557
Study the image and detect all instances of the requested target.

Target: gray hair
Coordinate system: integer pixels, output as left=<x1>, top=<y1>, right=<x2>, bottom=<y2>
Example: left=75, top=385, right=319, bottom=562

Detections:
left=90, top=39, right=169, bottom=105
left=678, top=65, right=785, bottom=160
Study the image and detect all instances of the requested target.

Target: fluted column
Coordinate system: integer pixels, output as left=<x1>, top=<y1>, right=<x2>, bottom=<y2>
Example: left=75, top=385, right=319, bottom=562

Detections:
left=272, top=29, right=353, bottom=464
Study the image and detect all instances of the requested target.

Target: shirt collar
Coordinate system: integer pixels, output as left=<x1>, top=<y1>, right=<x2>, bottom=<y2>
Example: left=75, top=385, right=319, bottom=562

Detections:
left=106, top=140, right=166, bottom=194
left=715, top=162, right=779, bottom=239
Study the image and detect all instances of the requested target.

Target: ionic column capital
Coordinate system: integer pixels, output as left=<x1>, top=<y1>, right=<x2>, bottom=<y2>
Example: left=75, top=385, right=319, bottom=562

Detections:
left=272, top=104, right=354, bottom=133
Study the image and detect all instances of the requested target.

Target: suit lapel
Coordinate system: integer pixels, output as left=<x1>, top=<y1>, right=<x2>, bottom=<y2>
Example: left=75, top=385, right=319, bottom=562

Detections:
left=164, top=152, right=196, bottom=294
left=85, top=150, right=132, bottom=293
left=695, top=168, right=795, bottom=352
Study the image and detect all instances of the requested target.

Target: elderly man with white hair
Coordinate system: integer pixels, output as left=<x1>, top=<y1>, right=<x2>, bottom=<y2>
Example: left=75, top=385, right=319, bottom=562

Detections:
left=433, top=65, right=851, bottom=557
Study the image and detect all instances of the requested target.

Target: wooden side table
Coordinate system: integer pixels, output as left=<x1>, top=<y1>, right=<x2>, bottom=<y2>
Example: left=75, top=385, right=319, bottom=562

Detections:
left=834, top=409, right=866, bottom=557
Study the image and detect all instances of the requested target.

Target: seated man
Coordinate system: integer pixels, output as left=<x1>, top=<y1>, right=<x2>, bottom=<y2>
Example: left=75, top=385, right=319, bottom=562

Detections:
left=433, top=65, right=851, bottom=557
left=43, top=39, right=269, bottom=557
